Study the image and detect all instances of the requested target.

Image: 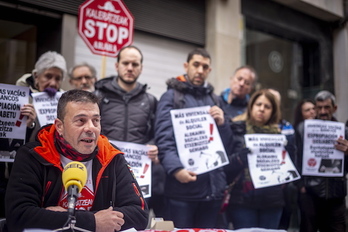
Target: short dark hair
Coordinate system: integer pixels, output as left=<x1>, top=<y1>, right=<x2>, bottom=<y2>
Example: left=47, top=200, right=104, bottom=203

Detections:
left=314, top=90, right=336, bottom=106
left=293, top=98, right=315, bottom=128
left=247, top=89, right=281, bottom=125
left=117, top=45, right=143, bottom=63
left=57, top=89, right=99, bottom=120
left=186, top=48, right=211, bottom=63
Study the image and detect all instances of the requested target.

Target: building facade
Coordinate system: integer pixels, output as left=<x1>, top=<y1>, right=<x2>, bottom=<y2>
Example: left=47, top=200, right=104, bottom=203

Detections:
left=0, top=0, right=347, bottom=123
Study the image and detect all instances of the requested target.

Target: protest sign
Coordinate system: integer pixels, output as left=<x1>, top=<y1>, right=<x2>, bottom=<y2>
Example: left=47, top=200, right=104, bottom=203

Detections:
left=0, top=84, right=29, bottom=161
left=245, top=134, right=300, bottom=189
left=109, top=140, right=151, bottom=198
left=170, top=105, right=228, bottom=175
left=32, top=91, right=63, bottom=126
left=302, top=119, right=345, bottom=177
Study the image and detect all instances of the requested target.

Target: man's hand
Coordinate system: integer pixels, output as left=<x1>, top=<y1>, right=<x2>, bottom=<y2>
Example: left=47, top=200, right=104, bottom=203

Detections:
left=335, top=136, right=348, bottom=155
left=20, top=104, right=37, bottom=128
left=209, top=106, right=224, bottom=126
left=147, top=144, right=159, bottom=164
left=173, top=169, right=197, bottom=183
left=95, top=206, right=124, bottom=232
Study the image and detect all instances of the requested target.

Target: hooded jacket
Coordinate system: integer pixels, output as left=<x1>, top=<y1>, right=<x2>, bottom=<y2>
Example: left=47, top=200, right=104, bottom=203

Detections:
left=154, top=75, right=232, bottom=201
left=5, top=124, right=148, bottom=232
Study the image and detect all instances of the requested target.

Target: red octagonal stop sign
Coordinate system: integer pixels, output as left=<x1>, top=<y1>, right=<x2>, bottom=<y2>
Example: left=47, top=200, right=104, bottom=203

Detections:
left=78, top=0, right=134, bottom=57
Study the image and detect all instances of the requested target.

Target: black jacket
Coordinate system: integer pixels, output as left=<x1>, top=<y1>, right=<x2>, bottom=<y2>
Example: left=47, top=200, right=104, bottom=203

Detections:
left=5, top=124, right=148, bottom=232
left=95, top=76, right=157, bottom=144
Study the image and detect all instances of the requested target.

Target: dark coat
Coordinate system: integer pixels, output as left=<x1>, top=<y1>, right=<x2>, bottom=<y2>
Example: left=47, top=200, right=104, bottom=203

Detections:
left=5, top=124, right=148, bottom=232
left=224, top=120, right=296, bottom=209
left=155, top=76, right=232, bottom=201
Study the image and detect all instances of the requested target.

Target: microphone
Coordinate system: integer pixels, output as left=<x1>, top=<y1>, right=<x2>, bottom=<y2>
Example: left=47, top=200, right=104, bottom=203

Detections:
left=62, top=161, right=87, bottom=216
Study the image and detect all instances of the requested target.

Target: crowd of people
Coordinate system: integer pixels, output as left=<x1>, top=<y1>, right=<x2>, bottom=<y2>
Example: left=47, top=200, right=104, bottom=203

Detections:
left=0, top=46, right=347, bottom=232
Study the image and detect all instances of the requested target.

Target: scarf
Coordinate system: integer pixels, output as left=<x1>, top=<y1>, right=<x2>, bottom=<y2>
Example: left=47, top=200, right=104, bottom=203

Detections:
left=54, top=130, right=97, bottom=162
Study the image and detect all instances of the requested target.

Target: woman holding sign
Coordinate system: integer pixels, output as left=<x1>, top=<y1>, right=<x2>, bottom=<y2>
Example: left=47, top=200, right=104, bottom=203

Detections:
left=223, top=89, right=296, bottom=230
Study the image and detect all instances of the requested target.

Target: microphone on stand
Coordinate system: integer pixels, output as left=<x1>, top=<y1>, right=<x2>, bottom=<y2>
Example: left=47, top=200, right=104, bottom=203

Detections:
left=62, top=161, right=87, bottom=216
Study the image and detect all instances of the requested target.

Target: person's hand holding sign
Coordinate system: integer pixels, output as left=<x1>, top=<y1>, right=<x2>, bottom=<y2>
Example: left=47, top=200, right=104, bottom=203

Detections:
left=209, top=105, right=224, bottom=126
left=174, top=169, right=197, bottom=183
left=335, top=136, right=348, bottom=155
left=20, top=104, right=37, bottom=128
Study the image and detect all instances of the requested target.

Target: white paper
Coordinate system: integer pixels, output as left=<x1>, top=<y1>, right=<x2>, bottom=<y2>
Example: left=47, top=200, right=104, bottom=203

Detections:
left=32, top=91, right=63, bottom=126
left=170, top=106, right=229, bottom=175
left=302, top=119, right=345, bottom=177
left=109, top=140, right=152, bottom=198
left=245, top=134, right=300, bottom=189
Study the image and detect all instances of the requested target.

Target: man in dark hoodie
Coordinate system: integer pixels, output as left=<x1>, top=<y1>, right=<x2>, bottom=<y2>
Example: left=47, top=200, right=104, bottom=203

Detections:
left=94, top=45, right=167, bottom=220
left=155, top=48, right=232, bottom=228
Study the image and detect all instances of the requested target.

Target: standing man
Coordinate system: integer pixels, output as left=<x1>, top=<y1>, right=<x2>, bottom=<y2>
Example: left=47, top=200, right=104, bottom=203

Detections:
left=69, top=62, right=97, bottom=92
left=5, top=89, right=148, bottom=232
left=220, top=65, right=257, bottom=120
left=155, top=48, right=232, bottom=228
left=296, top=90, right=348, bottom=232
left=94, top=45, right=166, bottom=219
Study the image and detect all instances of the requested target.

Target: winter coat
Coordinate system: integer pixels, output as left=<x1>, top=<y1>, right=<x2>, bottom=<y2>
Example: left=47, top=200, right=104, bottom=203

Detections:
left=155, top=75, right=232, bottom=201
left=5, top=124, right=148, bottom=232
left=219, top=88, right=249, bottom=120
left=224, top=120, right=296, bottom=209
left=95, top=76, right=157, bottom=144
left=295, top=120, right=348, bottom=199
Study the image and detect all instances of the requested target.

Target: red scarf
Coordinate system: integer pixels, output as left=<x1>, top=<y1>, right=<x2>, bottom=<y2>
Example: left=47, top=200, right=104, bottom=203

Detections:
left=54, top=131, right=97, bottom=161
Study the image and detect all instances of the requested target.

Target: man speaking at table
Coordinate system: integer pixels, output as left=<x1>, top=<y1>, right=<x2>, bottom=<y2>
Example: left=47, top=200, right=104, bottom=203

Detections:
left=5, top=89, right=148, bottom=232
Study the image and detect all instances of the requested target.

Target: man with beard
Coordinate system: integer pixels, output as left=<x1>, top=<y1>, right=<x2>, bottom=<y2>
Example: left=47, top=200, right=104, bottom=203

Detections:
left=155, top=48, right=232, bottom=228
left=69, top=62, right=97, bottom=92
left=296, top=90, right=348, bottom=232
left=94, top=45, right=167, bottom=220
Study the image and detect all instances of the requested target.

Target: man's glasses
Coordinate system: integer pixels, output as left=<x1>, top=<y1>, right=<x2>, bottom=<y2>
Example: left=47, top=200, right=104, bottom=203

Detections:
left=71, top=75, right=94, bottom=81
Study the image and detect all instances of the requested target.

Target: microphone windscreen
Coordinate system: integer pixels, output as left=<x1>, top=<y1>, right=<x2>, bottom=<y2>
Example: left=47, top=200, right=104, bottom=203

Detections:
left=62, top=161, right=87, bottom=193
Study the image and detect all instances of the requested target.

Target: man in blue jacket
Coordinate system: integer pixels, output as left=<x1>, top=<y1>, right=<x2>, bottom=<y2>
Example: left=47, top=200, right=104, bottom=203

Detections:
left=155, top=48, right=232, bottom=228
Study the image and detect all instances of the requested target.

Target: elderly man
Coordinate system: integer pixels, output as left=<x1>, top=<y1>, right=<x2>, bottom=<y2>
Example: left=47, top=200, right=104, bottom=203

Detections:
left=296, top=90, right=348, bottom=232
left=69, top=62, right=97, bottom=92
left=5, top=89, right=148, bottom=232
left=220, top=65, right=257, bottom=120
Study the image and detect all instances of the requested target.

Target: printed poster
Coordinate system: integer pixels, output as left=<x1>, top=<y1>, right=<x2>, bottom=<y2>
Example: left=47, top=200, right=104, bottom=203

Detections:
left=170, top=105, right=229, bottom=175
left=245, top=134, right=300, bottom=189
left=302, top=119, right=345, bottom=177
left=0, top=84, right=29, bottom=161
left=32, top=91, right=64, bottom=126
left=109, top=140, right=152, bottom=198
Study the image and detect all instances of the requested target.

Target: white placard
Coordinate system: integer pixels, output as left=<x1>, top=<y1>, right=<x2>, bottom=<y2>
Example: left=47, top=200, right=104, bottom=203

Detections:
left=32, top=91, right=64, bottom=126
left=109, top=140, right=152, bottom=198
left=302, top=119, right=345, bottom=177
left=245, top=134, right=300, bottom=189
left=170, top=105, right=229, bottom=175
left=0, top=84, right=29, bottom=161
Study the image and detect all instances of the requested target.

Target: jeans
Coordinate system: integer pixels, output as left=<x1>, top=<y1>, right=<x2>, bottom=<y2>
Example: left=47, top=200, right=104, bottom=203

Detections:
left=227, top=204, right=283, bottom=229
left=167, top=198, right=221, bottom=228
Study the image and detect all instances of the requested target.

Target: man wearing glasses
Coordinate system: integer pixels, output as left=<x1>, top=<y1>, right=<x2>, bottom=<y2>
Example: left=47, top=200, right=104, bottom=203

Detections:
left=69, top=62, right=97, bottom=92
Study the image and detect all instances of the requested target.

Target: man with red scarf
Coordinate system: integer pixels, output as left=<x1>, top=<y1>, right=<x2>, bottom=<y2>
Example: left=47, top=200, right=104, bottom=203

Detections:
left=5, top=89, right=148, bottom=232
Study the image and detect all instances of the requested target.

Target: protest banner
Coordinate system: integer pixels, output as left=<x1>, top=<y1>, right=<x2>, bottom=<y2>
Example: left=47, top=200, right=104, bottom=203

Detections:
left=32, top=92, right=63, bottom=126
left=109, top=140, right=151, bottom=198
left=245, top=134, right=300, bottom=189
left=0, top=84, right=29, bottom=161
left=302, top=119, right=345, bottom=177
left=170, top=105, right=228, bottom=175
